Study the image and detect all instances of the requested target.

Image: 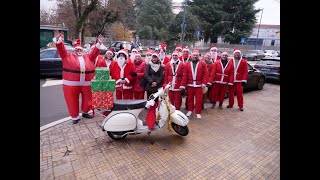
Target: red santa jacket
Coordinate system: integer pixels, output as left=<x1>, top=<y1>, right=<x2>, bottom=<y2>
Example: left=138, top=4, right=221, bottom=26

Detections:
left=231, top=58, right=248, bottom=83
left=213, top=59, right=234, bottom=85
left=181, top=60, right=208, bottom=88
left=164, top=59, right=186, bottom=91
left=132, top=61, right=147, bottom=92
left=206, top=63, right=216, bottom=85
left=159, top=56, right=170, bottom=66
left=55, top=39, right=100, bottom=86
left=110, top=61, right=136, bottom=90
left=95, top=56, right=115, bottom=68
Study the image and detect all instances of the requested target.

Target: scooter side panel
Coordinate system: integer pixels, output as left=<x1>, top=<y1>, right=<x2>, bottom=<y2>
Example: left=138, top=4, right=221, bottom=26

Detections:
left=170, top=111, right=189, bottom=126
left=103, top=113, right=137, bottom=131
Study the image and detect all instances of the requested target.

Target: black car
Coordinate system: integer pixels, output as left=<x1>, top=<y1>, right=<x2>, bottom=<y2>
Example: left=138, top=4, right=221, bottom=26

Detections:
left=254, top=57, right=280, bottom=81
left=40, top=47, right=89, bottom=76
left=109, top=41, right=131, bottom=52
left=242, top=50, right=265, bottom=61
left=244, top=63, right=266, bottom=90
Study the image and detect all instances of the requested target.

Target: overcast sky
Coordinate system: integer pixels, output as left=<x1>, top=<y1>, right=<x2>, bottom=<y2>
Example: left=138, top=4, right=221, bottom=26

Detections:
left=40, top=0, right=280, bottom=25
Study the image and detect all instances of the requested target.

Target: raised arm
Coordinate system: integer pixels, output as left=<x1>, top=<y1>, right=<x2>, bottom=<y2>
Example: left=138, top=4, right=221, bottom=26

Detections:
left=52, top=30, right=68, bottom=59
left=88, top=34, right=103, bottom=62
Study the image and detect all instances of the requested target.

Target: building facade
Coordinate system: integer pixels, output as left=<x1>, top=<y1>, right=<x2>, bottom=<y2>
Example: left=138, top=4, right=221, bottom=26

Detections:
left=247, top=24, right=280, bottom=47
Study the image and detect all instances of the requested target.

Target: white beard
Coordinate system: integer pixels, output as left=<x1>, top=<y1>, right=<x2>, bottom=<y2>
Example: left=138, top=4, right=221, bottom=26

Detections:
left=145, top=56, right=152, bottom=63
left=159, top=53, right=165, bottom=60
left=130, top=54, right=136, bottom=60
left=76, top=52, right=82, bottom=56
left=117, top=57, right=125, bottom=67
left=178, top=52, right=182, bottom=57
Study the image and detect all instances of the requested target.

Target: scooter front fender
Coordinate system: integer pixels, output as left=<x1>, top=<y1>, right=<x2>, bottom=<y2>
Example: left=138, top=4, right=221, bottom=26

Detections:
left=103, top=112, right=137, bottom=132
left=170, top=110, right=189, bottom=126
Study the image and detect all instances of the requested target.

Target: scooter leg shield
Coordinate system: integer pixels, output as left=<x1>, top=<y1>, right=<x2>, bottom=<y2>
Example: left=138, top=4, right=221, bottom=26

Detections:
left=103, top=112, right=137, bottom=131
left=170, top=110, right=189, bottom=126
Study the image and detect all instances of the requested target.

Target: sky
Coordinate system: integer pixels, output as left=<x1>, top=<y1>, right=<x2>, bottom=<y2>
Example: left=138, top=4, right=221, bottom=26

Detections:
left=40, top=0, right=280, bottom=25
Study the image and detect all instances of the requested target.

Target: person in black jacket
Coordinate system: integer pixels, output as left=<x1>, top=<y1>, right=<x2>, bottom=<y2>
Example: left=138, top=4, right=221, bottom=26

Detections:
left=144, top=53, right=164, bottom=98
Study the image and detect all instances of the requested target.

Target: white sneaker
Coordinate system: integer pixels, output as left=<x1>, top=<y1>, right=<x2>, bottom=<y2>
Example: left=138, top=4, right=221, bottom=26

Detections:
left=186, top=111, right=192, bottom=117
left=196, top=114, right=201, bottom=119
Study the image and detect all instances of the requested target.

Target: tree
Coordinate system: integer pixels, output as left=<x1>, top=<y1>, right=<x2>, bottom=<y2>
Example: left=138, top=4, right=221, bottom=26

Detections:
left=108, top=21, right=133, bottom=41
left=188, top=0, right=259, bottom=44
left=56, top=0, right=99, bottom=43
left=168, top=11, right=201, bottom=42
left=136, top=0, right=174, bottom=40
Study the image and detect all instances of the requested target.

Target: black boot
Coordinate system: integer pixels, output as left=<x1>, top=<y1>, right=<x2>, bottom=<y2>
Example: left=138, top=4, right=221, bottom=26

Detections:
left=73, top=119, right=79, bottom=124
left=82, top=113, right=93, bottom=119
left=218, top=102, right=223, bottom=109
left=227, top=105, right=233, bottom=108
left=211, top=102, right=216, bottom=109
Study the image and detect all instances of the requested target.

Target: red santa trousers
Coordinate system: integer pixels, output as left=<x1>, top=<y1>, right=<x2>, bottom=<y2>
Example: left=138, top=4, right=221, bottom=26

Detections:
left=116, top=89, right=133, bottom=100
left=187, top=87, right=203, bottom=114
left=133, top=91, right=145, bottom=100
left=169, top=90, right=182, bottom=110
left=212, top=83, right=227, bottom=103
left=63, top=85, right=92, bottom=119
left=228, top=82, right=244, bottom=108
left=208, top=83, right=215, bottom=101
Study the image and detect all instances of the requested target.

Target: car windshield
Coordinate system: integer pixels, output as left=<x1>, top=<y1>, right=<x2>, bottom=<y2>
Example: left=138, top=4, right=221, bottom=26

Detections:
left=248, top=50, right=260, bottom=53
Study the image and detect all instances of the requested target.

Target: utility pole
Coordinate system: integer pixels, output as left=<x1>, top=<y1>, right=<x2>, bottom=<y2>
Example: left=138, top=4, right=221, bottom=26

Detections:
left=255, top=8, right=263, bottom=50
left=180, top=0, right=187, bottom=46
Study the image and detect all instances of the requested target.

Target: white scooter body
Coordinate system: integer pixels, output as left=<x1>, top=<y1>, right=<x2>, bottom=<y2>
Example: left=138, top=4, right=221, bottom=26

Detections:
left=101, top=84, right=190, bottom=139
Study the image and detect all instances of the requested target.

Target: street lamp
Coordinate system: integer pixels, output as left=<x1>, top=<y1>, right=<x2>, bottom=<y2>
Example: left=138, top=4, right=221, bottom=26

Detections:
left=255, top=8, right=263, bottom=50
left=180, top=0, right=187, bottom=46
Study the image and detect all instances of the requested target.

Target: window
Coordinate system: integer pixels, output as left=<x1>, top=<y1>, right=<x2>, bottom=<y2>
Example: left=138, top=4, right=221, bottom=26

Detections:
left=40, top=50, right=56, bottom=59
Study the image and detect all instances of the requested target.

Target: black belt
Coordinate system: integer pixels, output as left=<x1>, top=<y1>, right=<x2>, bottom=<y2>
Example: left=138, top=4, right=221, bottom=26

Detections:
left=63, top=68, right=95, bottom=74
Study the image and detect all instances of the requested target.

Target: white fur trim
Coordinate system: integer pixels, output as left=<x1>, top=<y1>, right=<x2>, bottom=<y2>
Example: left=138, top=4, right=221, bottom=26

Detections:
left=71, top=115, right=80, bottom=120
left=202, top=84, right=206, bottom=87
left=115, top=79, right=122, bottom=84
left=125, top=78, right=130, bottom=83
left=182, top=48, right=189, bottom=52
left=228, top=83, right=233, bottom=85
left=190, top=61, right=200, bottom=86
left=63, top=80, right=91, bottom=86
left=172, top=52, right=178, bottom=56
left=105, top=50, right=113, bottom=56
left=242, top=80, right=247, bottom=83
left=207, top=83, right=212, bottom=85
left=52, top=37, right=62, bottom=44
left=233, top=50, right=241, bottom=55
left=179, top=86, right=185, bottom=89
left=78, top=56, right=86, bottom=82
left=210, top=47, right=217, bottom=51
left=118, top=50, right=128, bottom=58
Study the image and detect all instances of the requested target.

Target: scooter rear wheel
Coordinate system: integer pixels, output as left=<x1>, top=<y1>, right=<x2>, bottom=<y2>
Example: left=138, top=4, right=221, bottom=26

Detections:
left=107, top=131, right=127, bottom=140
left=171, top=123, right=189, bottom=136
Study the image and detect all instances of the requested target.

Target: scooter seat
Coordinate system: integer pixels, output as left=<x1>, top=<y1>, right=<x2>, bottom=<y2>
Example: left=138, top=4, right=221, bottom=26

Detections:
left=113, top=100, right=147, bottom=111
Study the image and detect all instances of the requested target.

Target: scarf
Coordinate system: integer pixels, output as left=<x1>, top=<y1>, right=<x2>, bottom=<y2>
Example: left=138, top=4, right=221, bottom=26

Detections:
left=149, top=60, right=160, bottom=72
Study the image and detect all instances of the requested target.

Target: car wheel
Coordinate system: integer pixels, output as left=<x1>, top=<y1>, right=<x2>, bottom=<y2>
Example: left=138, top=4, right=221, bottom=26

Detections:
left=256, top=77, right=265, bottom=90
left=253, top=56, right=257, bottom=61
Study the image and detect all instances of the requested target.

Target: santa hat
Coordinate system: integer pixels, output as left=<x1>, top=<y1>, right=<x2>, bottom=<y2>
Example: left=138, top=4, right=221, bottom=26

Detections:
left=131, top=48, right=138, bottom=53
left=172, top=50, right=179, bottom=56
left=74, top=39, right=83, bottom=50
left=233, top=48, right=241, bottom=55
left=105, top=49, right=114, bottom=56
left=175, top=45, right=182, bottom=50
left=159, top=44, right=167, bottom=51
left=221, top=52, right=228, bottom=56
left=191, top=49, right=199, bottom=55
left=146, top=49, right=153, bottom=55
left=210, top=46, right=217, bottom=51
left=182, top=46, right=189, bottom=52
left=205, top=52, right=211, bottom=57
left=152, top=52, right=160, bottom=59
left=117, top=49, right=128, bottom=59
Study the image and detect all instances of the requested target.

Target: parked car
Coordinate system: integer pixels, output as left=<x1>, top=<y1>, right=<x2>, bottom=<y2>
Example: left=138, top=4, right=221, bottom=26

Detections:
left=263, top=50, right=278, bottom=58
left=242, top=50, right=265, bottom=61
left=109, top=41, right=131, bottom=53
left=40, top=47, right=89, bottom=76
left=277, top=51, right=280, bottom=57
left=254, top=57, right=280, bottom=81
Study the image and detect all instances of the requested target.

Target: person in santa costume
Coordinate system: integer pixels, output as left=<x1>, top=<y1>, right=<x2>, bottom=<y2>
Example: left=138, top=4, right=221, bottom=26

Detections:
left=164, top=50, right=186, bottom=110
left=143, top=52, right=164, bottom=98
left=202, top=52, right=216, bottom=109
left=109, top=50, right=137, bottom=100
left=158, top=44, right=170, bottom=66
left=52, top=30, right=104, bottom=124
left=211, top=52, right=234, bottom=109
left=179, top=47, right=192, bottom=63
left=209, top=46, right=221, bottom=63
left=95, top=49, right=115, bottom=68
left=132, top=52, right=147, bottom=99
left=129, top=48, right=139, bottom=62
left=144, top=49, right=153, bottom=64
left=227, top=49, right=248, bottom=111
left=181, top=49, right=208, bottom=119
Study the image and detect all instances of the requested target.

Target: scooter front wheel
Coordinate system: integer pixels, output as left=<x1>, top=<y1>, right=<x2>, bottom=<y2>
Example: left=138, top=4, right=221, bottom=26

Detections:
left=171, top=123, right=189, bottom=136
left=107, top=131, right=127, bottom=140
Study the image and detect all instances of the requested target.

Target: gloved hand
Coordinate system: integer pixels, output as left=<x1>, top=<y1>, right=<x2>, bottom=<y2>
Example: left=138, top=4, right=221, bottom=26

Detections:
left=130, top=71, right=137, bottom=77
left=181, top=88, right=187, bottom=97
left=242, top=82, right=246, bottom=86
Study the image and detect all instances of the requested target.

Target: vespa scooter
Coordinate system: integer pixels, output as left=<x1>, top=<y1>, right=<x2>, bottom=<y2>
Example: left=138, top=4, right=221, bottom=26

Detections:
left=100, top=84, right=189, bottom=140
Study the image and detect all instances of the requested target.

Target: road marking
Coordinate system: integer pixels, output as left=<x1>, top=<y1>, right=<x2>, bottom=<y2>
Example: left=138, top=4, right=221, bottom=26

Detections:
left=42, top=79, right=63, bottom=87
left=40, top=110, right=93, bottom=132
